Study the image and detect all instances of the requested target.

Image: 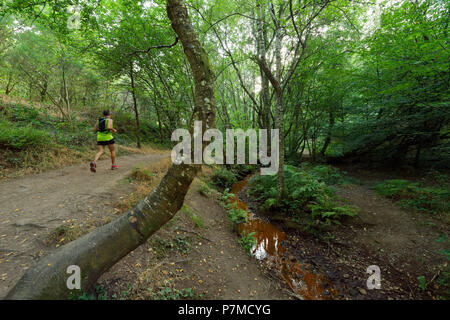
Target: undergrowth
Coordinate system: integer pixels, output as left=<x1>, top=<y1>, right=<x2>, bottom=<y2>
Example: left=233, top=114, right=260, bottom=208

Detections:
left=373, top=179, right=449, bottom=215
left=247, top=165, right=358, bottom=235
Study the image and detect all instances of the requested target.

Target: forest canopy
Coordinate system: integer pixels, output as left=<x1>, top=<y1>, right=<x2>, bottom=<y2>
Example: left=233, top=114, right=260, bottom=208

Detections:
left=0, top=0, right=448, bottom=170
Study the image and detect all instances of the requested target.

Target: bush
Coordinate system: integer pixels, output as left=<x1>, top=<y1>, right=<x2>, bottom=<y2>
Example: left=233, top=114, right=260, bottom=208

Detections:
left=308, top=194, right=358, bottom=226
left=238, top=231, right=256, bottom=255
left=248, top=165, right=329, bottom=210
left=212, top=167, right=237, bottom=189
left=6, top=104, right=42, bottom=125
left=227, top=207, right=248, bottom=224
left=0, top=120, right=52, bottom=150
left=248, top=165, right=358, bottom=231
left=373, top=179, right=449, bottom=214
left=219, top=188, right=249, bottom=224
left=300, top=163, right=345, bottom=185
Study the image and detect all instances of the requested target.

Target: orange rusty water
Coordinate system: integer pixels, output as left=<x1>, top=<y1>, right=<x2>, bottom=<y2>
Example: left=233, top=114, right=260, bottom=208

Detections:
left=231, top=176, right=336, bottom=300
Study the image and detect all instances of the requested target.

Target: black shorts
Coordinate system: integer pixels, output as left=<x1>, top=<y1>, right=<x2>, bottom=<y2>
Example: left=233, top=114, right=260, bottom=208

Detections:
left=97, top=139, right=115, bottom=146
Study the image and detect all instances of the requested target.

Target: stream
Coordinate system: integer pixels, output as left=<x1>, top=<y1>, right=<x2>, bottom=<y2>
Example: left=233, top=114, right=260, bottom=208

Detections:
left=230, top=176, right=337, bottom=300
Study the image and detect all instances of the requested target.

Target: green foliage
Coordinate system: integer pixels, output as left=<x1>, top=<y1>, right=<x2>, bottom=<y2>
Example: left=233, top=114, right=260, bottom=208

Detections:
left=308, top=195, right=358, bottom=226
left=68, top=285, right=108, bottom=300
left=300, top=163, right=345, bottom=185
left=434, top=233, right=450, bottom=299
left=212, top=167, right=238, bottom=189
left=248, top=165, right=358, bottom=232
left=417, top=275, right=427, bottom=291
left=198, top=182, right=211, bottom=197
left=248, top=165, right=330, bottom=210
left=238, top=231, right=256, bottom=255
left=69, top=291, right=95, bottom=300
left=227, top=207, right=248, bottom=225
left=219, top=188, right=249, bottom=224
left=220, top=188, right=235, bottom=204
left=374, top=179, right=449, bottom=214
left=181, top=205, right=204, bottom=229
left=229, top=164, right=257, bottom=178
left=152, top=287, right=196, bottom=300
left=0, top=119, right=51, bottom=150
left=174, top=236, right=190, bottom=254
left=150, top=235, right=190, bottom=258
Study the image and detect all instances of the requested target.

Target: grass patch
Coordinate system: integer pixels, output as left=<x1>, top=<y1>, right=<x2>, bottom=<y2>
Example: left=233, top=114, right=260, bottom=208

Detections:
left=373, top=179, right=449, bottom=214
left=198, top=182, right=212, bottom=197
left=181, top=204, right=204, bottom=228
left=151, top=287, right=199, bottom=300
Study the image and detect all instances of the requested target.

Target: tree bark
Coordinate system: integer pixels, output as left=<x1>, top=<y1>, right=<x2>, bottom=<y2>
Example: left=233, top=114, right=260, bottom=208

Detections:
left=129, top=60, right=142, bottom=149
left=5, top=72, right=16, bottom=96
left=320, top=110, right=335, bottom=158
left=6, top=0, right=215, bottom=300
left=256, top=2, right=271, bottom=130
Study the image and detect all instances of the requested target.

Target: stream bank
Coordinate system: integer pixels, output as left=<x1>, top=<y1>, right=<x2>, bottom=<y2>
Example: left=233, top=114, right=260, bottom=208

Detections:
left=231, top=171, right=448, bottom=300
left=230, top=176, right=337, bottom=300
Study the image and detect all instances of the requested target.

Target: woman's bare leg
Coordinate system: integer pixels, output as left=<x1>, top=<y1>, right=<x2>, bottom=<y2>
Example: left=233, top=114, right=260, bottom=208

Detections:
left=93, top=145, right=105, bottom=162
left=108, top=144, right=116, bottom=165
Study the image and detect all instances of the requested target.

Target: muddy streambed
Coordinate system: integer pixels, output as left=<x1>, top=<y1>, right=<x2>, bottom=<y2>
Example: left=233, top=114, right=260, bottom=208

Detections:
left=230, top=176, right=337, bottom=300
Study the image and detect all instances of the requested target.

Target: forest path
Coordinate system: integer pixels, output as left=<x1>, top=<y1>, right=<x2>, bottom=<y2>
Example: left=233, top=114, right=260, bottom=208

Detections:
left=0, top=152, right=289, bottom=300
left=0, top=151, right=168, bottom=298
left=327, top=167, right=448, bottom=299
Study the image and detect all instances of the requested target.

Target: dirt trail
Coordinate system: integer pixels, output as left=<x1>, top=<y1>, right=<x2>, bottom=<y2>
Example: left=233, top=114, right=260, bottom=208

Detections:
left=0, top=156, right=290, bottom=300
left=280, top=167, right=448, bottom=299
left=0, top=153, right=166, bottom=298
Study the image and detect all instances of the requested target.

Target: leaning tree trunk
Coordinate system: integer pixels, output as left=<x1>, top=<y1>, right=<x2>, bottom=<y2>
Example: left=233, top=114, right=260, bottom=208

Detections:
left=6, top=0, right=215, bottom=300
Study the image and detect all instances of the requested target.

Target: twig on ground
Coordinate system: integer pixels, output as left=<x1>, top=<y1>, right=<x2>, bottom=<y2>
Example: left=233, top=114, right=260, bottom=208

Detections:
left=177, top=228, right=212, bottom=242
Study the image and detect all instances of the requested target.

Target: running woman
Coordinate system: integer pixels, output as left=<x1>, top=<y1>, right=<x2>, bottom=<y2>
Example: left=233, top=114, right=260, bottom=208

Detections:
left=90, top=110, right=118, bottom=172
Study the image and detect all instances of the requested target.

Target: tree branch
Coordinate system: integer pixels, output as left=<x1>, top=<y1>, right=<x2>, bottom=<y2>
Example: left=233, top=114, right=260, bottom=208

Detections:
left=128, top=37, right=179, bottom=57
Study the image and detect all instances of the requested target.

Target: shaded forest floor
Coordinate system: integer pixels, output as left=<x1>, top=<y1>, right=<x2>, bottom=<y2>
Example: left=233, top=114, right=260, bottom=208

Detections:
left=0, top=151, right=290, bottom=300
left=0, top=149, right=447, bottom=300
left=275, top=164, right=449, bottom=300
left=97, top=173, right=290, bottom=300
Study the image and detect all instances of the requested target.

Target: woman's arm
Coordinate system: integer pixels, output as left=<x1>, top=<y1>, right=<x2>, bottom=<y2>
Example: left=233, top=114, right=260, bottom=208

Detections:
left=108, top=119, right=118, bottom=133
left=93, top=122, right=98, bottom=133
